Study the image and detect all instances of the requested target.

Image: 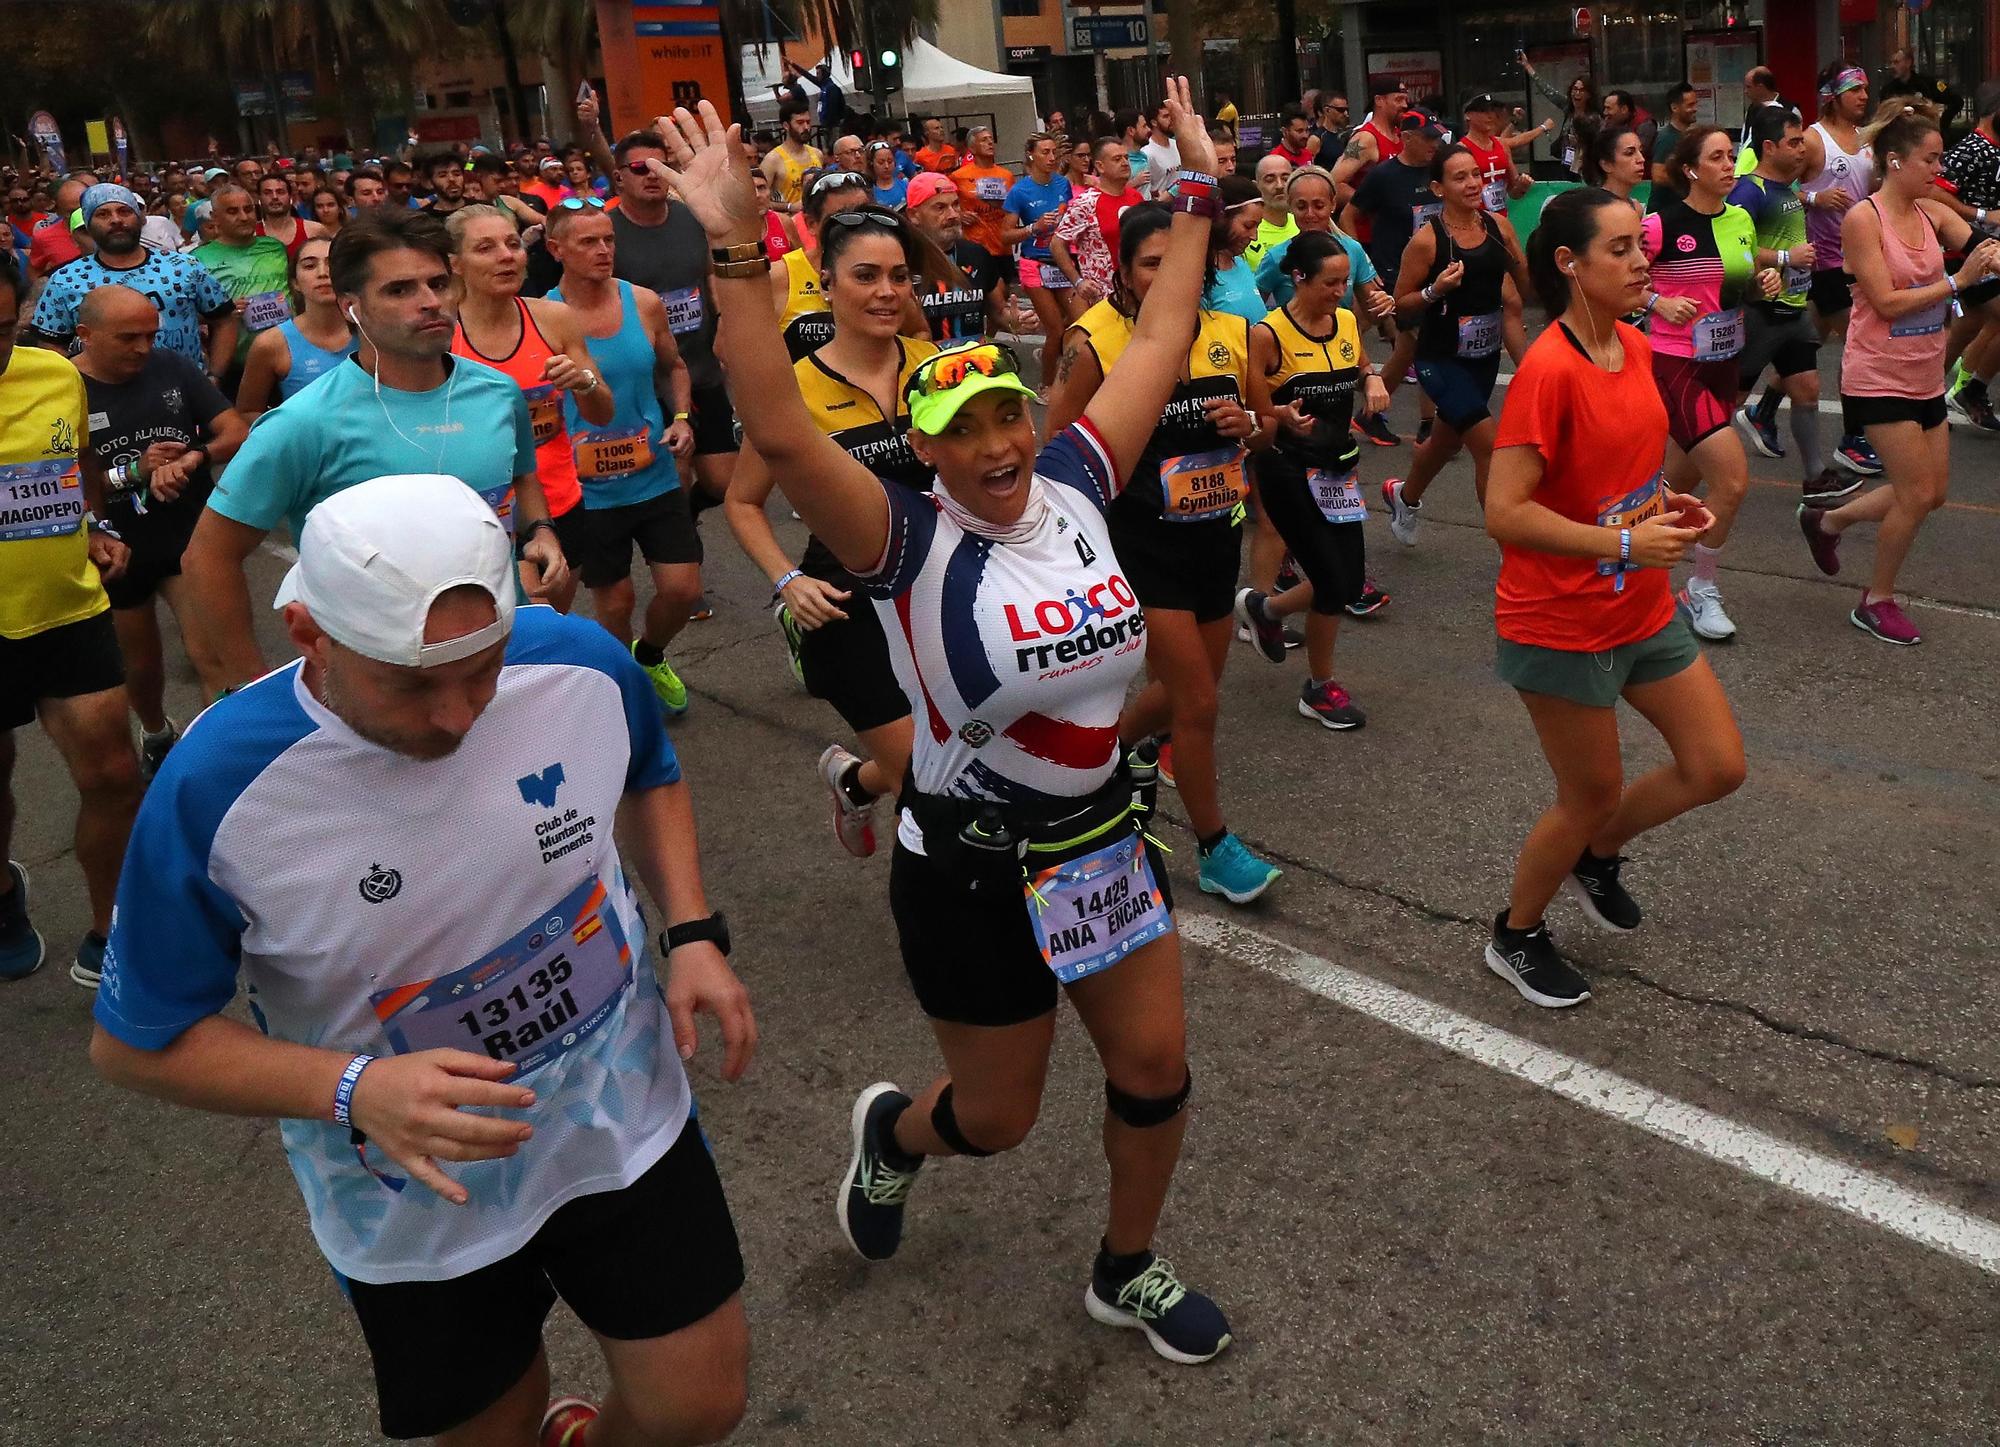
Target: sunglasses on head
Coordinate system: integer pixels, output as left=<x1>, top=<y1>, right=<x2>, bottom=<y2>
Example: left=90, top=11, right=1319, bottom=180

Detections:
left=808, top=169, right=867, bottom=197
left=911, top=341, right=1023, bottom=396
left=557, top=195, right=606, bottom=211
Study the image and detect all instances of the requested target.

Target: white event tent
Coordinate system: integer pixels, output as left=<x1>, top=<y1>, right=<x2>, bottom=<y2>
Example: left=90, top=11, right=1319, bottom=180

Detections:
left=741, top=39, right=1039, bottom=149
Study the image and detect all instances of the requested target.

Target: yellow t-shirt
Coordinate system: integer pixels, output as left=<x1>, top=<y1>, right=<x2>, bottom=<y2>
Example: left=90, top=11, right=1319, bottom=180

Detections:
left=0, top=347, right=103, bottom=640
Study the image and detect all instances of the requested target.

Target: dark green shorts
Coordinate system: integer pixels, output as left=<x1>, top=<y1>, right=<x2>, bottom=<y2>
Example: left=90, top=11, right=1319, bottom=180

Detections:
left=1495, top=616, right=1700, bottom=708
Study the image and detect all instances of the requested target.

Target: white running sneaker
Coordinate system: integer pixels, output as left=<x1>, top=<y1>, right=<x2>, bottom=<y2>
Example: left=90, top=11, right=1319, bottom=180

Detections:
left=1678, top=578, right=1737, bottom=641
left=817, top=745, right=878, bottom=858
left=1382, top=478, right=1420, bottom=546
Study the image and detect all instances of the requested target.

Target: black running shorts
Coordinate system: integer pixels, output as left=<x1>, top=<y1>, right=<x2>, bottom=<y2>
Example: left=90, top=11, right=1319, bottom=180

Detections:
left=341, top=1123, right=743, bottom=1440
left=1106, top=500, right=1242, bottom=624
left=1254, top=462, right=1367, bottom=616
left=0, top=610, right=124, bottom=730
left=568, top=487, right=703, bottom=588
left=798, top=596, right=910, bottom=735
left=889, top=832, right=1175, bottom=1027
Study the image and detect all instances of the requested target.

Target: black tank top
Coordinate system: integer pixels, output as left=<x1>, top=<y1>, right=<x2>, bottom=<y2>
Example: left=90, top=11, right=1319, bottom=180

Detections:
left=1416, top=211, right=1508, bottom=362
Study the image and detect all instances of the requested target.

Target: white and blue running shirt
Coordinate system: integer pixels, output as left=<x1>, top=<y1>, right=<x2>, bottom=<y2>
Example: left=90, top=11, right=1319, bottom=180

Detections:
left=859, top=419, right=1146, bottom=816
left=93, top=606, right=692, bottom=1285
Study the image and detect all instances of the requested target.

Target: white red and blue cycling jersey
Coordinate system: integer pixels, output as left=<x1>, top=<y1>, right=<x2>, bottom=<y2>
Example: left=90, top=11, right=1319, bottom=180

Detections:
left=860, top=419, right=1145, bottom=816
left=92, top=606, right=692, bottom=1285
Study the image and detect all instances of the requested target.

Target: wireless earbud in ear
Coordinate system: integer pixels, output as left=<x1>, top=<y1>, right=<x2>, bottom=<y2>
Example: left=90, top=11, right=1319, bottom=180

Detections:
left=1889, top=158, right=1901, bottom=170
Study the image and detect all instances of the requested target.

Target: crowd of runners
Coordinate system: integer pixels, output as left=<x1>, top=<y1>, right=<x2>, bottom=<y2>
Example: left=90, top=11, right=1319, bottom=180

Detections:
left=3, top=52, right=1998, bottom=1446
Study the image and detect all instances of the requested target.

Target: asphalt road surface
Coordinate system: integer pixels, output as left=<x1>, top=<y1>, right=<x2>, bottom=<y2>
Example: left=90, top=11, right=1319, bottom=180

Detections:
left=6, top=386, right=1999, bottom=1445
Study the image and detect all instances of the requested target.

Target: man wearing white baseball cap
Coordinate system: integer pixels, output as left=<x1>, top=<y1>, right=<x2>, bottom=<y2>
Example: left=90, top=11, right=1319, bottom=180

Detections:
left=90, top=474, right=753, bottom=1445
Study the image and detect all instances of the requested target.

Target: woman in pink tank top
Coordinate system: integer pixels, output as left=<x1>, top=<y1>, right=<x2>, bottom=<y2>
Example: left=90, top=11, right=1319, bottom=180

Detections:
left=1798, top=115, right=2000, bottom=644
left=446, top=205, right=614, bottom=614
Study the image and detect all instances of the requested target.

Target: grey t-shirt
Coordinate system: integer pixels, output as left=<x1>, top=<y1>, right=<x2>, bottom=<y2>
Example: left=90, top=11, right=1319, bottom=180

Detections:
left=611, top=202, right=720, bottom=390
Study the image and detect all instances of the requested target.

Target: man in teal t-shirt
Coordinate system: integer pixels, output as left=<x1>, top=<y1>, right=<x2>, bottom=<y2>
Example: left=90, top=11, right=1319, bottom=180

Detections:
left=182, top=206, right=563, bottom=693
left=193, top=186, right=292, bottom=372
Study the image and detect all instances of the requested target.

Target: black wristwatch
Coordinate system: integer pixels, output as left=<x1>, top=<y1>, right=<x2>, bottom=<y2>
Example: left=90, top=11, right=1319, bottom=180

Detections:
left=662, top=911, right=730, bottom=957
left=514, top=517, right=556, bottom=558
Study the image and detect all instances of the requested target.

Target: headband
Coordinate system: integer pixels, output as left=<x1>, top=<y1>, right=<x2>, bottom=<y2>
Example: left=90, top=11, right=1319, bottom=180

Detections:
left=1820, top=67, right=1866, bottom=100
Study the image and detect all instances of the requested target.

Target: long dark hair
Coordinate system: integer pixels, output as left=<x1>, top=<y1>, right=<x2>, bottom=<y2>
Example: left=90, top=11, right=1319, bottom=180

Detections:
left=816, top=202, right=959, bottom=302
left=1527, top=185, right=1627, bottom=314
left=1586, top=126, right=1638, bottom=187
left=1113, top=201, right=1217, bottom=314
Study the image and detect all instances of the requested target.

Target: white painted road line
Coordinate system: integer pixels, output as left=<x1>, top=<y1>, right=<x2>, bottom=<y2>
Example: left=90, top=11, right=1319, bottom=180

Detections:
left=1181, top=914, right=2000, bottom=1277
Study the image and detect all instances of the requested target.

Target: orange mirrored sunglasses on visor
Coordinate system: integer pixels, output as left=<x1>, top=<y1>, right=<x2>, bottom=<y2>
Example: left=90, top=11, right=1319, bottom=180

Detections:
left=912, top=342, right=1025, bottom=396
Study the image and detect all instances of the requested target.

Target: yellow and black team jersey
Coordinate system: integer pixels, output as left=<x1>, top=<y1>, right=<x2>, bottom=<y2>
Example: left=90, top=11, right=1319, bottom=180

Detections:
left=793, top=333, right=940, bottom=578
left=1257, top=304, right=1364, bottom=474
left=780, top=247, right=835, bottom=362
left=1068, top=300, right=1251, bottom=524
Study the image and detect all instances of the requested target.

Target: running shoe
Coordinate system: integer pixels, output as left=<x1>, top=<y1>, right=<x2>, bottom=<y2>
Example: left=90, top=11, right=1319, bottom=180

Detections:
left=1851, top=595, right=1922, bottom=646
left=837, top=1082, right=923, bottom=1261
left=0, top=861, right=45, bottom=982
left=1484, top=911, right=1591, bottom=1008
left=818, top=745, right=878, bottom=858
left=1801, top=468, right=1860, bottom=506
left=631, top=641, right=689, bottom=716
left=1298, top=678, right=1365, bottom=730
left=139, top=720, right=181, bottom=784
left=1836, top=435, right=1883, bottom=476
left=1281, top=624, right=1304, bottom=650
left=540, top=1397, right=598, bottom=1447
left=1947, top=381, right=2000, bottom=432
left=1233, top=588, right=1287, bottom=663
left=1415, top=417, right=1433, bottom=446
left=1197, top=833, right=1279, bottom=905
left=775, top=601, right=806, bottom=686
left=70, top=932, right=106, bottom=991
left=1354, top=412, right=1400, bottom=447
left=1382, top=478, right=1420, bottom=546
left=1677, top=578, right=1737, bottom=641
left=1344, top=579, right=1390, bottom=617
left=1275, top=554, right=1301, bottom=592
left=1797, top=504, right=1841, bottom=576
left=1564, top=850, right=1642, bottom=932
left=1084, top=1250, right=1233, bottom=1365
left=1157, top=739, right=1176, bottom=790
left=1733, top=400, right=1785, bottom=459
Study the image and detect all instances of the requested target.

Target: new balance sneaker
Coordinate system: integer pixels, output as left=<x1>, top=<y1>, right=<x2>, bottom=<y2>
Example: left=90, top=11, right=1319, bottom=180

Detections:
left=837, top=1082, right=924, bottom=1261
left=0, top=862, right=45, bottom=982
left=631, top=641, right=689, bottom=716
left=1677, top=577, right=1737, bottom=641
left=1233, top=588, right=1287, bottom=663
left=1565, top=850, right=1642, bottom=932
left=139, top=720, right=181, bottom=783
left=818, top=745, right=878, bottom=858
left=1354, top=412, right=1400, bottom=447
left=1298, top=678, right=1366, bottom=730
left=1084, top=1248, right=1233, bottom=1365
left=1344, top=579, right=1390, bottom=617
left=1484, top=911, right=1591, bottom=1008
left=1733, top=400, right=1785, bottom=459
left=70, top=931, right=106, bottom=991
left=1382, top=478, right=1421, bottom=546
left=1947, top=381, right=2000, bottom=432
left=1836, top=435, right=1883, bottom=475
left=1197, top=833, right=1280, bottom=905
left=1801, top=468, right=1860, bottom=506
left=775, top=601, right=807, bottom=686
left=1797, top=504, right=1841, bottom=576
left=540, top=1397, right=598, bottom=1447
left=1851, top=595, right=1922, bottom=646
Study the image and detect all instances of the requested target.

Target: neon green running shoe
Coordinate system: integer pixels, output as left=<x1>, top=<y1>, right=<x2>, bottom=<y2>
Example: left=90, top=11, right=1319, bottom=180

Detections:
left=631, top=641, right=689, bottom=716
left=775, top=601, right=806, bottom=686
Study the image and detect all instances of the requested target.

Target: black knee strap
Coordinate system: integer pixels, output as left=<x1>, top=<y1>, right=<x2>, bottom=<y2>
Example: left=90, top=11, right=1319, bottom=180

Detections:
left=1105, top=1068, right=1192, bottom=1128
left=930, top=1084, right=995, bottom=1158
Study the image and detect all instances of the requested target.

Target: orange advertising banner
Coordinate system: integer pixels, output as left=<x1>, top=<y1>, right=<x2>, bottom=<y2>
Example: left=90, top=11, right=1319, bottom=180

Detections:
left=596, top=0, right=736, bottom=137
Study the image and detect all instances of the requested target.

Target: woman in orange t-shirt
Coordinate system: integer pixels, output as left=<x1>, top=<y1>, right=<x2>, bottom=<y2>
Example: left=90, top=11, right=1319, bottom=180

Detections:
left=1481, top=187, right=1745, bottom=1009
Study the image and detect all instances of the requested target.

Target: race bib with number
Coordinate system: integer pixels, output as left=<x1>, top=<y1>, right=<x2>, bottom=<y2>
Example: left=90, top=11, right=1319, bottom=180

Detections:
left=1781, top=263, right=1811, bottom=297
left=475, top=479, right=516, bottom=533
left=1891, top=287, right=1948, bottom=337
left=976, top=177, right=1007, bottom=202
left=1307, top=466, right=1367, bottom=524
left=1562, top=144, right=1576, bottom=170
left=574, top=425, right=657, bottom=481
left=1481, top=177, right=1509, bottom=212
left=1457, top=309, right=1503, bottom=359
left=1411, top=201, right=1442, bottom=229
left=0, top=458, right=84, bottom=541
left=1691, top=307, right=1745, bottom=361
left=1026, top=832, right=1174, bottom=986
left=661, top=285, right=704, bottom=336
left=523, top=383, right=563, bottom=446
left=368, top=874, right=635, bottom=1076
left=243, top=290, right=290, bottom=330
left=1159, top=445, right=1248, bottom=522
left=1593, top=470, right=1665, bottom=593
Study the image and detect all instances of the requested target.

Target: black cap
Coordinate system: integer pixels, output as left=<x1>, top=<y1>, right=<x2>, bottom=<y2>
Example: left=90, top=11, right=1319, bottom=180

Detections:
left=1462, top=91, right=1505, bottom=113
left=1399, top=109, right=1446, bottom=140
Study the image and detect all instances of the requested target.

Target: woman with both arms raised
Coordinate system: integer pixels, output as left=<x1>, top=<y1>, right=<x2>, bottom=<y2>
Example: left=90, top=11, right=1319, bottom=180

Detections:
left=656, top=84, right=1238, bottom=1364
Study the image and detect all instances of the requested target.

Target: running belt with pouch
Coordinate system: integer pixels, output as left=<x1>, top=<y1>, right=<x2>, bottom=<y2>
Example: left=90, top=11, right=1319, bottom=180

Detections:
left=899, top=745, right=1162, bottom=883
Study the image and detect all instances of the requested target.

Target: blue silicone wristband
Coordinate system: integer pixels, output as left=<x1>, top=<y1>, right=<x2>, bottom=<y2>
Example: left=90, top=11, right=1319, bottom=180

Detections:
left=1619, top=527, right=1632, bottom=564
left=333, top=1054, right=375, bottom=1127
